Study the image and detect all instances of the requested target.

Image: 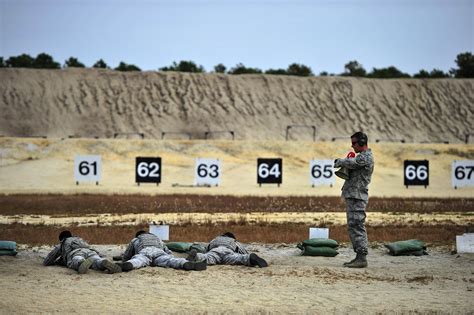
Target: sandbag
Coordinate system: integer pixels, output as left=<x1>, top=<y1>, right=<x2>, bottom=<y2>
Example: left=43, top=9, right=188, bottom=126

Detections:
left=0, top=241, right=16, bottom=251
left=165, top=242, right=192, bottom=253
left=0, top=249, right=17, bottom=256
left=302, top=238, right=339, bottom=248
left=385, top=239, right=426, bottom=256
left=302, top=246, right=339, bottom=257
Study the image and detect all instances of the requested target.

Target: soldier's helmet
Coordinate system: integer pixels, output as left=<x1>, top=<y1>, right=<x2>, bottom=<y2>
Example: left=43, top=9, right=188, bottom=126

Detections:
left=222, top=232, right=236, bottom=239
left=135, top=230, right=147, bottom=237
left=59, top=230, right=72, bottom=241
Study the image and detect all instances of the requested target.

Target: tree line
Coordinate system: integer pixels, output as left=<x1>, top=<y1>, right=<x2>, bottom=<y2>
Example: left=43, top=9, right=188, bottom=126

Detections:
left=0, top=52, right=472, bottom=78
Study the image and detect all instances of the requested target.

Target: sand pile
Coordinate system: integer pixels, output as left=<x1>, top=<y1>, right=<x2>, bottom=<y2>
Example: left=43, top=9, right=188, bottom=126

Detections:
left=1, top=68, right=472, bottom=143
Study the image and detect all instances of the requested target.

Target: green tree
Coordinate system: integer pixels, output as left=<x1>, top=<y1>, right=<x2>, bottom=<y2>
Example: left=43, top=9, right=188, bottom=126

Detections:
left=265, top=68, right=287, bottom=75
left=160, top=60, right=205, bottom=73
left=342, top=60, right=367, bottom=77
left=319, top=71, right=329, bottom=76
left=0, top=57, right=4, bottom=68
left=367, top=66, right=410, bottom=78
left=429, top=69, right=449, bottom=78
left=414, top=69, right=449, bottom=78
left=64, top=57, right=85, bottom=68
left=413, top=69, right=430, bottom=78
left=33, top=53, right=60, bottom=69
left=286, top=63, right=313, bottom=76
left=228, top=63, right=262, bottom=74
left=115, top=61, right=141, bottom=71
left=6, top=54, right=34, bottom=68
left=93, top=59, right=109, bottom=69
left=213, top=63, right=226, bottom=73
left=451, top=52, right=474, bottom=78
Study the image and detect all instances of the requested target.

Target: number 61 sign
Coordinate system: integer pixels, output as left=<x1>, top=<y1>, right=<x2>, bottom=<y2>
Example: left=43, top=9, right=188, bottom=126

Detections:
left=74, top=155, right=101, bottom=185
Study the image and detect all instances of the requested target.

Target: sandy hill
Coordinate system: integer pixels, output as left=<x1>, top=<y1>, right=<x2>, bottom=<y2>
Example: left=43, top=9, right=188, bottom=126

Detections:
left=0, top=68, right=473, bottom=143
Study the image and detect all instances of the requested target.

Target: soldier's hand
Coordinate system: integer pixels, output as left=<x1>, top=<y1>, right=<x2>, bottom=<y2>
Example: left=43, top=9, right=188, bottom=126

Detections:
left=112, top=255, right=122, bottom=261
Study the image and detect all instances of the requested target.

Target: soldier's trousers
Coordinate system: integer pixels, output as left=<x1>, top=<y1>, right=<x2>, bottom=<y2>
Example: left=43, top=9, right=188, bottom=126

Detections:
left=127, top=247, right=187, bottom=270
left=196, top=246, right=250, bottom=266
left=68, top=249, right=106, bottom=271
left=345, top=198, right=369, bottom=255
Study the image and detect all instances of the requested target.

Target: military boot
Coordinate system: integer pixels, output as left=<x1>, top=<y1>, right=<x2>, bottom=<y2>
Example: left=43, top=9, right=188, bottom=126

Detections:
left=186, top=249, right=198, bottom=262
left=183, top=260, right=207, bottom=271
left=78, top=257, right=94, bottom=274
left=118, top=262, right=134, bottom=272
left=101, top=259, right=122, bottom=273
left=343, top=256, right=357, bottom=266
left=344, top=253, right=367, bottom=268
left=249, top=253, right=268, bottom=268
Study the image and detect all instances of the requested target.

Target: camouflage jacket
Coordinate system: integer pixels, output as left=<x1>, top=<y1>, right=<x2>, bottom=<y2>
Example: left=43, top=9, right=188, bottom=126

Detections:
left=43, top=236, right=97, bottom=266
left=340, top=149, right=374, bottom=201
left=122, top=233, right=170, bottom=261
left=207, top=236, right=249, bottom=255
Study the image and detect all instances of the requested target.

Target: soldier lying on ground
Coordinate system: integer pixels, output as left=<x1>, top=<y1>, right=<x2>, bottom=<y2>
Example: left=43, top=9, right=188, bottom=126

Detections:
left=118, top=230, right=207, bottom=272
left=187, top=232, right=268, bottom=268
left=43, top=230, right=121, bottom=274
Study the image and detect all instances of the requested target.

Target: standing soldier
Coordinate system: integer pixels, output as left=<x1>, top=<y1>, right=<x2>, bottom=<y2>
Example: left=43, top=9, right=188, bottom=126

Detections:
left=187, top=232, right=268, bottom=268
left=334, top=132, right=374, bottom=268
left=43, top=230, right=121, bottom=274
left=119, top=230, right=207, bottom=271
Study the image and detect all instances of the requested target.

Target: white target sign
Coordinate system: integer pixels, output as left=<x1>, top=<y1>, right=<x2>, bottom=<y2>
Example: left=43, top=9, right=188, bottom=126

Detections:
left=195, top=158, right=220, bottom=186
left=74, top=155, right=101, bottom=184
left=452, top=160, right=474, bottom=189
left=310, top=159, right=335, bottom=186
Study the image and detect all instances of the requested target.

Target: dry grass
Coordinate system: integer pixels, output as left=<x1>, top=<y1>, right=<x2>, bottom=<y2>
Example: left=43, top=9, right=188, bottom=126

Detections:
left=0, top=194, right=473, bottom=215
left=1, top=222, right=468, bottom=245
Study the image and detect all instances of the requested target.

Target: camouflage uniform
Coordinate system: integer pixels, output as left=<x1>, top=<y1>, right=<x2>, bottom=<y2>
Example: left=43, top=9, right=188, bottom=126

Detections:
left=195, top=236, right=251, bottom=266
left=43, top=236, right=107, bottom=271
left=338, top=149, right=374, bottom=255
left=122, top=232, right=187, bottom=270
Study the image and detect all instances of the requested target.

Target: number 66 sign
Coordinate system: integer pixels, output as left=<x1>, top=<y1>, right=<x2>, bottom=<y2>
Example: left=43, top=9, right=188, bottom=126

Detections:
left=404, top=160, right=429, bottom=188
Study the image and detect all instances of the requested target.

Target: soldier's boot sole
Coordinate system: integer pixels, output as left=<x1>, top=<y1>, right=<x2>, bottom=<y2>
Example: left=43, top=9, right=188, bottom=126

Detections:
left=343, top=258, right=357, bottom=266
left=120, top=262, right=134, bottom=272
left=344, top=256, right=368, bottom=268
left=249, top=253, right=268, bottom=268
left=183, top=260, right=207, bottom=271
left=78, top=258, right=94, bottom=274
left=102, top=259, right=122, bottom=273
left=193, top=260, right=207, bottom=271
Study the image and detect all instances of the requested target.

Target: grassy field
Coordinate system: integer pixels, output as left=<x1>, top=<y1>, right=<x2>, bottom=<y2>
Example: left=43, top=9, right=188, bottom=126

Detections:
left=1, top=194, right=473, bottom=215
left=0, top=194, right=471, bottom=245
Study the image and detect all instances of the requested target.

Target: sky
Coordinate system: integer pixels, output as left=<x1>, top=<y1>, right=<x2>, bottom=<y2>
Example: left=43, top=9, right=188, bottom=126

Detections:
left=1, top=0, right=472, bottom=75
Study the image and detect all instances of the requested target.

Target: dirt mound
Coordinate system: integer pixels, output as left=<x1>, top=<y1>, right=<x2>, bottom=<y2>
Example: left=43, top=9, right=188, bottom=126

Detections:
left=1, top=68, right=473, bottom=142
